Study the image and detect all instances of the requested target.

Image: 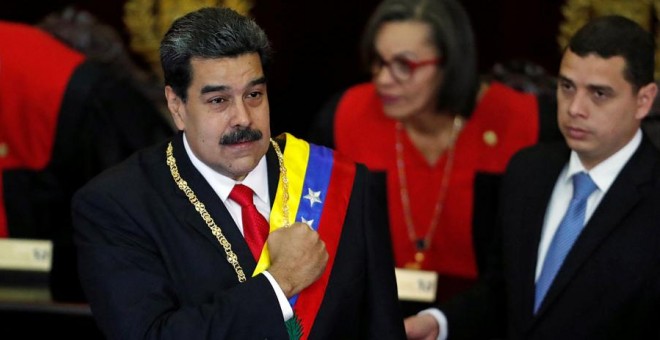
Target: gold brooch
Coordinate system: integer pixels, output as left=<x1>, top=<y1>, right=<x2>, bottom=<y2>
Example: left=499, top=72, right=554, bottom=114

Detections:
left=483, top=130, right=498, bottom=146
left=0, top=143, right=8, bottom=158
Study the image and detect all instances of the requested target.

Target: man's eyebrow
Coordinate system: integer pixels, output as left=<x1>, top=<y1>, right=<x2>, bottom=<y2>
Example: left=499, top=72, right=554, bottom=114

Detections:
left=587, top=84, right=614, bottom=94
left=199, top=77, right=267, bottom=95
left=249, top=76, right=267, bottom=87
left=557, top=75, right=573, bottom=84
left=200, top=85, right=229, bottom=95
left=557, top=74, right=613, bottom=93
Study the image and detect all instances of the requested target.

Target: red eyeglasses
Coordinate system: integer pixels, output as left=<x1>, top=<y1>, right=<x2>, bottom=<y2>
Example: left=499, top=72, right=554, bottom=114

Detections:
left=372, top=55, right=441, bottom=82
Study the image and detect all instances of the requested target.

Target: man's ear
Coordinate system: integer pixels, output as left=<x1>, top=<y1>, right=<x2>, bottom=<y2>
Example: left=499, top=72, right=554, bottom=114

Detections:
left=165, top=86, right=186, bottom=130
left=636, top=81, right=658, bottom=120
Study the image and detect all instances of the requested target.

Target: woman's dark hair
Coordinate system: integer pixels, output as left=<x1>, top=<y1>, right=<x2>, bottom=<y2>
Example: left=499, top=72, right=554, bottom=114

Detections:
left=361, top=0, right=479, bottom=117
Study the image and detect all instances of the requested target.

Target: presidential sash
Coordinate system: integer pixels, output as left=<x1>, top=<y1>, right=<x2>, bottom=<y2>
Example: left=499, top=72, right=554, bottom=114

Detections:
left=252, top=133, right=355, bottom=340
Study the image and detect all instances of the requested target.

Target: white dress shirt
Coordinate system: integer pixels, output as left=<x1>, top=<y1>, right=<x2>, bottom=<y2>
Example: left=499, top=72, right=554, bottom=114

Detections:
left=536, top=130, right=640, bottom=279
left=183, top=133, right=294, bottom=321
left=424, top=129, right=642, bottom=340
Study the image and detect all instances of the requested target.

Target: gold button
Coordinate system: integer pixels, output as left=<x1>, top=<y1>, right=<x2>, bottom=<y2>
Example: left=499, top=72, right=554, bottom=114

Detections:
left=0, top=143, right=8, bottom=158
left=483, top=130, right=498, bottom=146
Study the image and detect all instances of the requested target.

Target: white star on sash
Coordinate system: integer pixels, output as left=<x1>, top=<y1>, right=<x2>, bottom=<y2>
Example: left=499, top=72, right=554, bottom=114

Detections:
left=301, top=217, right=314, bottom=229
left=303, top=188, right=322, bottom=207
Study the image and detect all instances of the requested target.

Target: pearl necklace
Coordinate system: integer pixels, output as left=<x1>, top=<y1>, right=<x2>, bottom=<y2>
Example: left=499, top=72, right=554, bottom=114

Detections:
left=395, top=116, right=464, bottom=269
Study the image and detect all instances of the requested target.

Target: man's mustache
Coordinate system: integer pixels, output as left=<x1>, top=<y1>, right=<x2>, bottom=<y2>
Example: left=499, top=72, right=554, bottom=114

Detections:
left=220, top=128, right=263, bottom=145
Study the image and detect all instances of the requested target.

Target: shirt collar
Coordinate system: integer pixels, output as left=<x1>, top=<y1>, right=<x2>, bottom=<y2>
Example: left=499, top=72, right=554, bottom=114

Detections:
left=182, top=132, right=270, bottom=205
left=564, top=128, right=642, bottom=193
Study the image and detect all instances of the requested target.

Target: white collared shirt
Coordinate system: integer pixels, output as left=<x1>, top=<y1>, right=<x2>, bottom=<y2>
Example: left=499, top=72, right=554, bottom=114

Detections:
left=183, top=133, right=293, bottom=321
left=535, top=129, right=641, bottom=280
left=184, top=135, right=270, bottom=234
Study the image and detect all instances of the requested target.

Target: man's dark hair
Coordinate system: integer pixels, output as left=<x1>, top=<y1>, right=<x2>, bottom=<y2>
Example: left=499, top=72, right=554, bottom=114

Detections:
left=360, top=0, right=479, bottom=117
left=568, top=15, right=654, bottom=91
left=160, top=7, right=272, bottom=101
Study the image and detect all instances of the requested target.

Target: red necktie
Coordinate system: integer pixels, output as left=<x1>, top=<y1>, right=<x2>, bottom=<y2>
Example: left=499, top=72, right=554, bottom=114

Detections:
left=229, top=184, right=269, bottom=261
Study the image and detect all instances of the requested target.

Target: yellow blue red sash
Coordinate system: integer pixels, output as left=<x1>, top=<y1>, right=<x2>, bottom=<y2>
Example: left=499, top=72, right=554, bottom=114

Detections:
left=252, top=133, right=355, bottom=339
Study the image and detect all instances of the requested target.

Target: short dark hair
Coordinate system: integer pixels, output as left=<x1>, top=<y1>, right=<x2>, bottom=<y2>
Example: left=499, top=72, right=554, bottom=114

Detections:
left=568, top=15, right=654, bottom=92
left=160, top=7, right=272, bottom=101
left=360, top=0, right=479, bottom=117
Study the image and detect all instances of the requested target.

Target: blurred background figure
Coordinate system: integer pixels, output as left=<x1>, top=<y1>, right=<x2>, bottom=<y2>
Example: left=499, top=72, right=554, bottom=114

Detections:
left=308, top=0, right=561, bottom=315
left=487, top=59, right=557, bottom=98
left=38, top=6, right=173, bottom=126
left=0, top=17, right=174, bottom=302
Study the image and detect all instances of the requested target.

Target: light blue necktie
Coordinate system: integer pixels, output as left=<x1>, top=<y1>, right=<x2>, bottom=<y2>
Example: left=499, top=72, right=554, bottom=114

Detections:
left=534, top=171, right=597, bottom=313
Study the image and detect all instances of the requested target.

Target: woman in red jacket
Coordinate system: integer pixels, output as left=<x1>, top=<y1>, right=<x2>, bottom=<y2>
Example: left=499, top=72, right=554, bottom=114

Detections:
left=309, top=0, right=559, bottom=315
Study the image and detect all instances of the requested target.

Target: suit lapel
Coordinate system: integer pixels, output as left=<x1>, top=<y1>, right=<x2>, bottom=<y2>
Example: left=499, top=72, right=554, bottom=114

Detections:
left=514, top=144, right=570, bottom=329
left=169, top=133, right=257, bottom=275
left=533, top=138, right=658, bottom=319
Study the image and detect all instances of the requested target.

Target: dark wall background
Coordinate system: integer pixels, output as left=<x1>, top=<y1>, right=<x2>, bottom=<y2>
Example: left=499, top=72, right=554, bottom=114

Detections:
left=2, top=0, right=564, bottom=138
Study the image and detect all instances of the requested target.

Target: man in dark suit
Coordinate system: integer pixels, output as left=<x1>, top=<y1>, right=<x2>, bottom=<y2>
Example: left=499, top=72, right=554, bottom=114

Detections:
left=72, top=7, right=404, bottom=340
left=405, top=15, right=660, bottom=340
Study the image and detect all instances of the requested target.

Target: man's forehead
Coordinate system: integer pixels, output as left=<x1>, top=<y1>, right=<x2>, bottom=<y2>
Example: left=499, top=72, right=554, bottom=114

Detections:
left=189, top=54, right=265, bottom=90
left=560, top=50, right=627, bottom=84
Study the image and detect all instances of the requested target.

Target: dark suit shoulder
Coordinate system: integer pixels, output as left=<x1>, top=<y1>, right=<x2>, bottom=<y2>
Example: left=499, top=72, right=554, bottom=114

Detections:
left=507, top=141, right=569, bottom=173
left=74, top=139, right=168, bottom=199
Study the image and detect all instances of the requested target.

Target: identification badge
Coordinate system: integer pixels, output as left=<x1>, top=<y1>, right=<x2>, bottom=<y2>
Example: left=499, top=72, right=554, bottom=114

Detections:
left=394, top=267, right=438, bottom=302
left=0, top=238, right=53, bottom=272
